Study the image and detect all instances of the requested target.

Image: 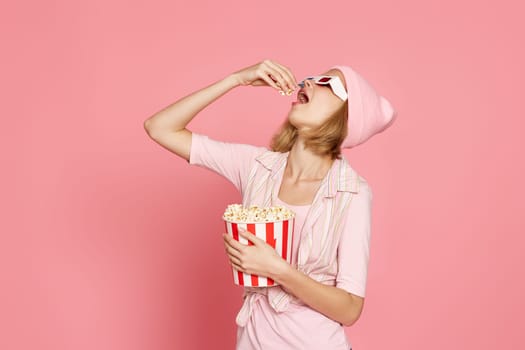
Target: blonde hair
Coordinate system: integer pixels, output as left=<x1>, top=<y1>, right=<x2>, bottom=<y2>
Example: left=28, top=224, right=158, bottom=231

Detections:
left=270, top=101, right=349, bottom=160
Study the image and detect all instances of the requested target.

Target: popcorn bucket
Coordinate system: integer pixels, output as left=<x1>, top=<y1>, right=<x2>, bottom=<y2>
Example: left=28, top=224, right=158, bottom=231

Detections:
left=224, top=219, right=295, bottom=287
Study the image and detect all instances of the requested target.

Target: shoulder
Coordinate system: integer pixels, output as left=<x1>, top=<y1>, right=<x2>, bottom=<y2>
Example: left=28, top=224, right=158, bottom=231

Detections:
left=338, top=155, right=373, bottom=200
left=192, top=132, right=268, bottom=153
left=252, top=148, right=288, bottom=170
left=357, top=174, right=372, bottom=200
left=336, top=157, right=373, bottom=218
left=190, top=132, right=269, bottom=163
left=348, top=172, right=373, bottom=218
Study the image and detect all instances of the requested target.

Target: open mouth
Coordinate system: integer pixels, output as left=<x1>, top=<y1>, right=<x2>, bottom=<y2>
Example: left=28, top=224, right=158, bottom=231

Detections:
left=296, top=91, right=309, bottom=104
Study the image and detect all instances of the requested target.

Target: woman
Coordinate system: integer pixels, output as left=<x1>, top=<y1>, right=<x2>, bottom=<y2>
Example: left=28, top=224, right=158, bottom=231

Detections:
left=144, top=59, right=396, bottom=350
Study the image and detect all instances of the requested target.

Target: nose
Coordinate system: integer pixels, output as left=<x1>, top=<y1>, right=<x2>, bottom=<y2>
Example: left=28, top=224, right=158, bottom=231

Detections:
left=298, top=77, right=315, bottom=88
left=301, top=78, right=316, bottom=91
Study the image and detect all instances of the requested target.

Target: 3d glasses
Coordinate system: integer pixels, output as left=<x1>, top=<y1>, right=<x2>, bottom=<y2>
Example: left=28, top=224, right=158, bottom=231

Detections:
left=298, top=75, right=348, bottom=102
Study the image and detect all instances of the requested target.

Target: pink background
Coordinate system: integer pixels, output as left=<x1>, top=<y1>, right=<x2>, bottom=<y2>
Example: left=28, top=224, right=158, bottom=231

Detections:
left=2, top=0, right=524, bottom=349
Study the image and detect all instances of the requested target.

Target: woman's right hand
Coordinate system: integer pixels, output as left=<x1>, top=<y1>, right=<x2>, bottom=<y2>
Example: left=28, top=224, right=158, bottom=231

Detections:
left=231, top=59, right=299, bottom=95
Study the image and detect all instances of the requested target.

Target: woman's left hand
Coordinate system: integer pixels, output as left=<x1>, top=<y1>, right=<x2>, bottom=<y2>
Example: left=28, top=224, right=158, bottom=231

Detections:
left=222, top=228, right=285, bottom=279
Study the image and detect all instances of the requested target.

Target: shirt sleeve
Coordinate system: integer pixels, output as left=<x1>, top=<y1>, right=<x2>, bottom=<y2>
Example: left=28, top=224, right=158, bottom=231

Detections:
left=335, top=179, right=373, bottom=298
left=188, top=132, right=268, bottom=194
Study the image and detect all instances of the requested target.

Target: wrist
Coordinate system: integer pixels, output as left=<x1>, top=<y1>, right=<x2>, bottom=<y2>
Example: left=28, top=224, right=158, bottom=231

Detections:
left=270, top=258, right=292, bottom=284
left=224, top=73, right=241, bottom=88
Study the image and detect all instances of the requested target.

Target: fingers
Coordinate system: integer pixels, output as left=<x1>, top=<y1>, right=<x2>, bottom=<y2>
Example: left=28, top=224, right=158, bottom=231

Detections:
left=265, top=60, right=299, bottom=93
left=266, top=70, right=288, bottom=94
left=223, top=234, right=244, bottom=256
left=225, top=242, right=242, bottom=260
left=257, top=68, right=283, bottom=92
left=223, top=235, right=246, bottom=272
left=229, top=255, right=243, bottom=271
left=258, top=59, right=297, bottom=95
left=238, top=228, right=261, bottom=245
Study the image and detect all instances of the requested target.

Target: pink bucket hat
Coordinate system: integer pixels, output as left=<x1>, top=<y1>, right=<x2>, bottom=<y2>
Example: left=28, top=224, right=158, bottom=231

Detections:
left=330, top=65, right=397, bottom=149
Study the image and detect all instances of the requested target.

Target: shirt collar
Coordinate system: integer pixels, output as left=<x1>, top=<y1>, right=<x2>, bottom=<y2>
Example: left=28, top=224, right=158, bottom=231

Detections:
left=255, top=150, right=360, bottom=198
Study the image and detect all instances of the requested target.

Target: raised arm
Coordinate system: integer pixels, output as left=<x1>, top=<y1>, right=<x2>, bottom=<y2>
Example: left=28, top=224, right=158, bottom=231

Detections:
left=143, top=74, right=240, bottom=161
left=143, top=60, right=299, bottom=161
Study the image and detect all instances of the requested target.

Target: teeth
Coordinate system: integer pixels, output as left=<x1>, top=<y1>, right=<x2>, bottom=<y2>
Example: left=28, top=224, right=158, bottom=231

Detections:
left=298, top=92, right=308, bottom=103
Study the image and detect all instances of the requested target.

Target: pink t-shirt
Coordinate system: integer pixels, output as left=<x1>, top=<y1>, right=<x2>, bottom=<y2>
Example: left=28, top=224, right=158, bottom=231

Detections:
left=189, top=133, right=369, bottom=350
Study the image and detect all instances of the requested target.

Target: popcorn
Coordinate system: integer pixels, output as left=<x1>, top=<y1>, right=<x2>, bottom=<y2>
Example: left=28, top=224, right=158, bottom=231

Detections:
left=223, top=203, right=295, bottom=223
left=223, top=203, right=296, bottom=287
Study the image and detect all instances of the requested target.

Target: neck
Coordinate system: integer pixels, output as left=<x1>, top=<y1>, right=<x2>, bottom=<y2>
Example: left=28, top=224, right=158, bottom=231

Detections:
left=286, top=136, right=334, bottom=181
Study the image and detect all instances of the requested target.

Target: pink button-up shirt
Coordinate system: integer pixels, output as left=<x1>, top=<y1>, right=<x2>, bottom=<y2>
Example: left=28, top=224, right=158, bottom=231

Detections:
left=189, top=132, right=372, bottom=349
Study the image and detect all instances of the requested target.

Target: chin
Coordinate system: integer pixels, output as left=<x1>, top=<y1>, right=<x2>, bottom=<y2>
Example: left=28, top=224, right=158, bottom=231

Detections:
left=287, top=115, right=297, bottom=128
left=287, top=111, right=303, bottom=129
left=290, top=117, right=316, bottom=134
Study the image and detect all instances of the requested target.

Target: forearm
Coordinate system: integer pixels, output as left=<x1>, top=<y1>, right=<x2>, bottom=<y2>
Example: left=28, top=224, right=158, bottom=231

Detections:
left=144, top=73, right=240, bottom=134
left=271, top=261, right=360, bottom=327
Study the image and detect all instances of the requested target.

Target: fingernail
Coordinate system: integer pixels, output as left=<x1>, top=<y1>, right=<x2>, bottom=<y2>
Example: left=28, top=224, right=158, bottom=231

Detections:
left=279, top=90, right=285, bottom=96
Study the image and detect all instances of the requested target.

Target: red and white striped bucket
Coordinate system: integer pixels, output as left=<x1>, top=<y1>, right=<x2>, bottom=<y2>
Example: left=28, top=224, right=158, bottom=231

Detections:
left=224, top=219, right=295, bottom=287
